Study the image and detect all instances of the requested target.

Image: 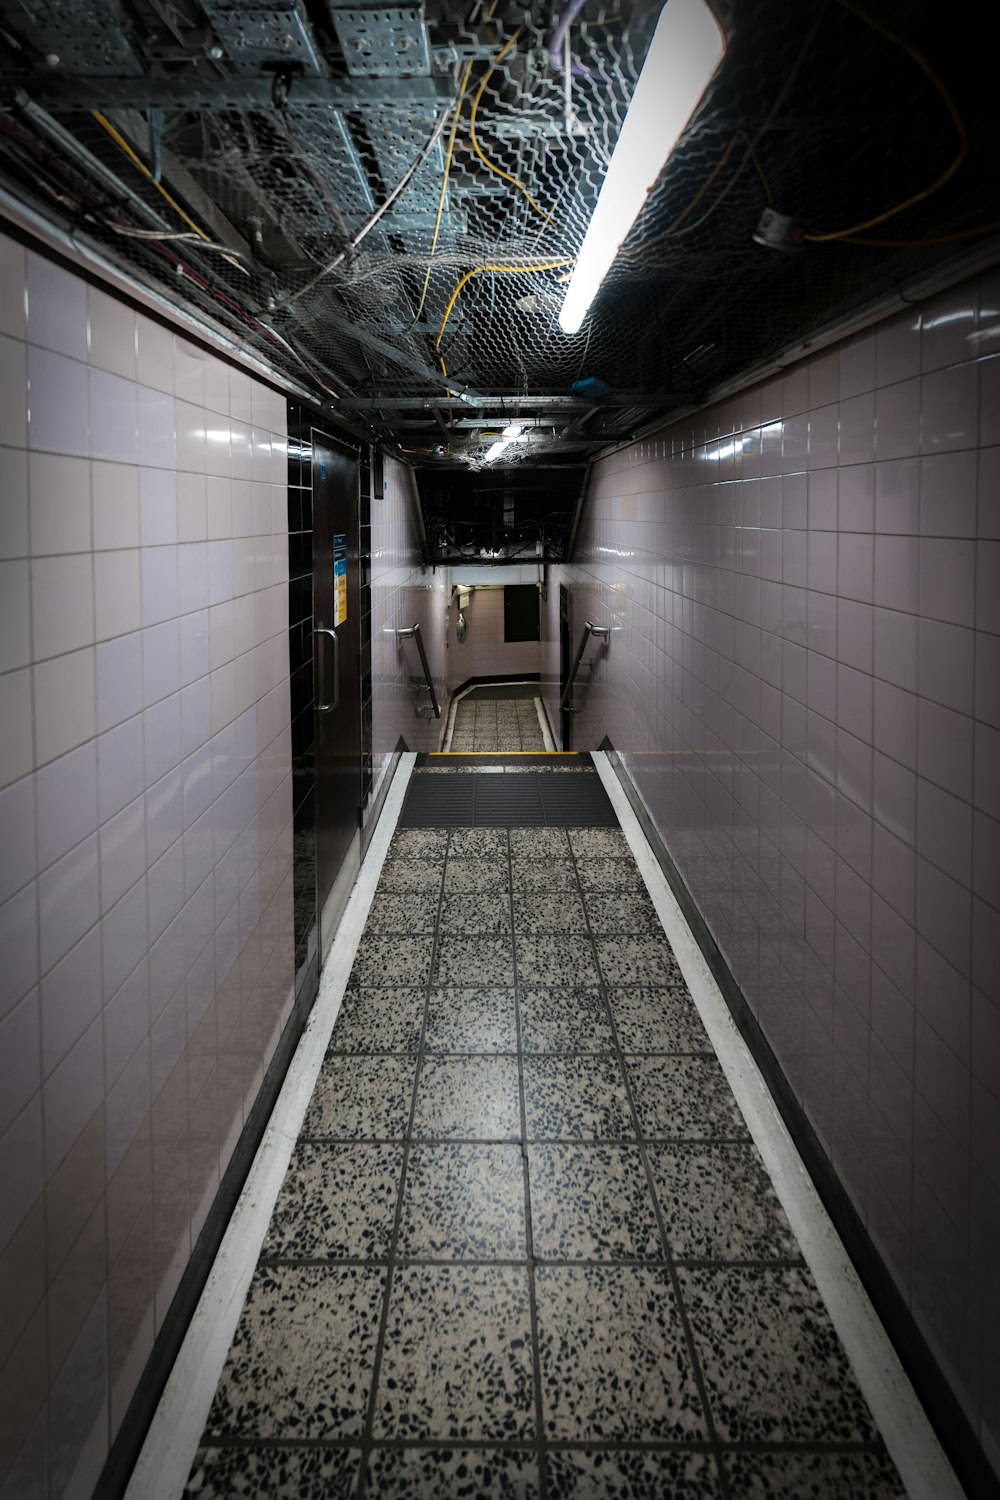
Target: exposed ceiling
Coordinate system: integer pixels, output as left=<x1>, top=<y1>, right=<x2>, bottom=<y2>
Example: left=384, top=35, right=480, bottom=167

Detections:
left=1, top=0, right=997, bottom=561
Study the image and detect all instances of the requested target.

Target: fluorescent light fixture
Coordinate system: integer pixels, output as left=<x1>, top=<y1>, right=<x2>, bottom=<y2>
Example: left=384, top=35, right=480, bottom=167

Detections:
left=502, top=422, right=526, bottom=439
left=558, top=0, right=725, bottom=335
left=484, top=439, right=510, bottom=462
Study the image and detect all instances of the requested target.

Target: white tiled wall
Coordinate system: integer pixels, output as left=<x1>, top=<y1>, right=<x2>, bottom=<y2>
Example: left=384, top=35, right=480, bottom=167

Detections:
left=549, top=268, right=1000, bottom=1474
left=0, top=234, right=294, bottom=1497
left=447, top=585, right=542, bottom=687
left=369, top=456, right=448, bottom=802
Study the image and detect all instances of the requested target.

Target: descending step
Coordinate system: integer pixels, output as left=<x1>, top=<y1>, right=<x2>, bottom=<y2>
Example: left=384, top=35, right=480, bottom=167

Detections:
left=401, top=761, right=617, bottom=827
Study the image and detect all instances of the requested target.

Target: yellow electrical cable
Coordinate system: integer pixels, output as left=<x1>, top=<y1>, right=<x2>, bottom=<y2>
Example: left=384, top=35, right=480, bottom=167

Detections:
left=412, top=62, right=473, bottom=327
left=739, top=128, right=774, bottom=206
left=468, top=27, right=556, bottom=226
left=802, top=0, right=967, bottom=243
left=434, top=259, right=574, bottom=356
left=840, top=221, right=1000, bottom=246
left=90, top=110, right=231, bottom=255
left=625, top=132, right=740, bottom=256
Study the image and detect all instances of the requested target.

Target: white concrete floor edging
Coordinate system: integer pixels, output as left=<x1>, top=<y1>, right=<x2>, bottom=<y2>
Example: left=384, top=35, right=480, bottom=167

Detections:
left=124, top=754, right=417, bottom=1500
left=533, top=696, right=556, bottom=752
left=590, top=751, right=965, bottom=1500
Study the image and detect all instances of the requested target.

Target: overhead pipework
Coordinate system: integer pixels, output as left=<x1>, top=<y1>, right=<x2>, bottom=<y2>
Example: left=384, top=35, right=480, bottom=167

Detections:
left=0, top=0, right=995, bottom=482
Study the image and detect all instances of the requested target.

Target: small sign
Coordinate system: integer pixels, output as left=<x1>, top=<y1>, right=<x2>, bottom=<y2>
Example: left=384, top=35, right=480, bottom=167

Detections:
left=334, top=559, right=347, bottom=625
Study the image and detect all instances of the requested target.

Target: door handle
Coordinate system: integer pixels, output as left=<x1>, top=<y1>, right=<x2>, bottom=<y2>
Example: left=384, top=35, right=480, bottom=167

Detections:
left=316, top=626, right=339, bottom=712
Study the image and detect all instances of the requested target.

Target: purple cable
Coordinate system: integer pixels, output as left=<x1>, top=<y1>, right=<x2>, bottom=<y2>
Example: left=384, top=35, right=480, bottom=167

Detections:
left=549, top=0, right=603, bottom=79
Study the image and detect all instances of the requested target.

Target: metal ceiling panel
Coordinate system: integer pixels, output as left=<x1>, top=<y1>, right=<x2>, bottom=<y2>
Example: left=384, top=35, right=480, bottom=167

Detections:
left=12, top=0, right=143, bottom=73
left=199, top=0, right=325, bottom=75
left=330, top=6, right=431, bottom=79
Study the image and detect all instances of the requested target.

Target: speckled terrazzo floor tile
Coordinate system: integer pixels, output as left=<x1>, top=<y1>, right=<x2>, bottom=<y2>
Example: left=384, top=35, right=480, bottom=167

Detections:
left=439, top=893, right=511, bottom=936
left=377, top=861, right=443, bottom=894
left=545, top=1448, right=722, bottom=1498
left=575, top=857, right=645, bottom=891
left=397, top=1143, right=526, bottom=1258
left=303, top=1056, right=417, bottom=1139
left=722, top=1447, right=905, bottom=1497
left=510, top=859, right=578, bottom=892
left=433, top=934, right=514, bottom=987
left=262, top=1142, right=403, bottom=1259
left=646, top=1143, right=799, bottom=1261
left=388, top=828, right=448, bottom=860
left=443, top=860, right=510, bottom=894
left=183, top=1445, right=359, bottom=1498
left=509, top=828, right=570, bottom=857
left=523, top=1056, right=632, bottom=1139
left=528, top=1144, right=662, bottom=1259
left=567, top=828, right=633, bottom=859
left=413, top=1056, right=520, bottom=1139
left=625, top=1056, right=750, bottom=1140
left=584, top=890, right=660, bottom=934
left=595, top=936, right=685, bottom=986
left=204, top=1265, right=385, bottom=1439
left=511, top=891, right=589, bottom=936
left=606, top=987, right=709, bottom=1053
left=517, top=987, right=615, bottom=1053
left=366, top=891, right=440, bottom=934
left=678, top=1265, right=879, bottom=1443
left=365, top=1448, right=539, bottom=1498
left=423, top=987, right=517, bottom=1052
left=328, top=987, right=425, bottom=1053
left=515, top=935, right=600, bottom=986
left=349, top=933, right=434, bottom=986
left=374, top=1265, right=534, bottom=1440
left=448, top=828, right=509, bottom=858
left=535, top=1265, right=706, bottom=1440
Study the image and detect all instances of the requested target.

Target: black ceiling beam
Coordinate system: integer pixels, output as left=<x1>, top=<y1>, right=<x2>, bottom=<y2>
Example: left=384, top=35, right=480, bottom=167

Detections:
left=341, top=394, right=693, bottom=411
left=7, top=74, right=454, bottom=110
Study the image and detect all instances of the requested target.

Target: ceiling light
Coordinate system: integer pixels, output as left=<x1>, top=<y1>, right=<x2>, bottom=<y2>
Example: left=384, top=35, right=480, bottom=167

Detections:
left=484, top=440, right=510, bottom=462
left=558, top=0, right=725, bottom=335
left=502, top=422, right=526, bottom=439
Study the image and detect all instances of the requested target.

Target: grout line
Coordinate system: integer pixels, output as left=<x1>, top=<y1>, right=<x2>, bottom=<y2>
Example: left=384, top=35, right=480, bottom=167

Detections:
left=354, top=816, right=448, bottom=1499
left=191, top=1433, right=893, bottom=1455
left=509, top=828, right=548, bottom=1497
left=589, top=751, right=966, bottom=1500
left=560, top=827, right=732, bottom=1498
left=254, top=1254, right=808, bottom=1271
left=122, top=753, right=418, bottom=1500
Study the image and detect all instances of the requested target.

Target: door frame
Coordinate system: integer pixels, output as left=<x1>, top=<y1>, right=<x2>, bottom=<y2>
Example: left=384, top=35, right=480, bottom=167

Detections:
left=311, top=427, right=363, bottom=958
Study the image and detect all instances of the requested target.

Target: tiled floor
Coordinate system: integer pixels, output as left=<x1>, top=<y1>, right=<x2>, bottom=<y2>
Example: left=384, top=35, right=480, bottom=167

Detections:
left=448, top=686, right=547, bottom=751
left=183, top=813, right=906, bottom=1498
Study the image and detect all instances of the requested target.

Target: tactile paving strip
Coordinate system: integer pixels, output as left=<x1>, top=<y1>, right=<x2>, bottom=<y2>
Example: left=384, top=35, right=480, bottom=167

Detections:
left=399, top=772, right=617, bottom=827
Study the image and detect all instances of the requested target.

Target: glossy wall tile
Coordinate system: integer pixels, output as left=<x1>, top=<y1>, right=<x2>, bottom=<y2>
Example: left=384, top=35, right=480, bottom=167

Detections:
left=0, top=232, right=294, bottom=1497
left=547, top=268, right=1000, bottom=1474
left=368, top=456, right=448, bottom=806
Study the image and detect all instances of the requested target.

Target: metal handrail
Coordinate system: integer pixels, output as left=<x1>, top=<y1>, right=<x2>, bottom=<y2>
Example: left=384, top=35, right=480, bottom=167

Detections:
left=396, top=623, right=441, bottom=719
left=560, top=620, right=610, bottom=712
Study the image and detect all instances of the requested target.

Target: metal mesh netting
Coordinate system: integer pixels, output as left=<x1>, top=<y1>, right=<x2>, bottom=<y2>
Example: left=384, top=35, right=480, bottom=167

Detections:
left=1, top=0, right=997, bottom=467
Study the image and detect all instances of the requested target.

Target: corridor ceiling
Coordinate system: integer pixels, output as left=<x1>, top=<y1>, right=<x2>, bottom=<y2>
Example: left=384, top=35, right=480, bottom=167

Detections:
left=1, top=0, right=997, bottom=556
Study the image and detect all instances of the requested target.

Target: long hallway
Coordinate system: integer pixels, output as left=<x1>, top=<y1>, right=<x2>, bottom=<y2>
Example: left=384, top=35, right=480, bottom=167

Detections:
left=180, top=755, right=905, bottom=1498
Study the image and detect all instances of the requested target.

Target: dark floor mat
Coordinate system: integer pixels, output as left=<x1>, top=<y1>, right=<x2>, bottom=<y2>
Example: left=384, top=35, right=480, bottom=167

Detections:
left=459, top=683, right=542, bottom=701
left=400, top=771, right=617, bottom=827
left=417, top=753, right=592, bottom=768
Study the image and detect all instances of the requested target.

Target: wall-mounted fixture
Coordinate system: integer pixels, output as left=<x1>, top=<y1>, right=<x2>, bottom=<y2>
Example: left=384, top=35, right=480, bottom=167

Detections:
left=558, top=0, right=725, bottom=335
